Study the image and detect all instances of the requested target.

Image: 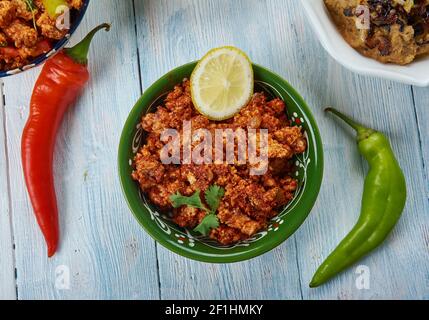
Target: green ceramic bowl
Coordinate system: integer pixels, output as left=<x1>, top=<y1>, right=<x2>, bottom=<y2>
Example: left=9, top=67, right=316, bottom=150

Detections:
left=118, top=62, right=324, bottom=263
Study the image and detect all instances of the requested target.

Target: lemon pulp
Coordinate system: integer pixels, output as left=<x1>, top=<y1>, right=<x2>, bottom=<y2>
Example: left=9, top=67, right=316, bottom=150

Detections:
left=191, top=47, right=254, bottom=120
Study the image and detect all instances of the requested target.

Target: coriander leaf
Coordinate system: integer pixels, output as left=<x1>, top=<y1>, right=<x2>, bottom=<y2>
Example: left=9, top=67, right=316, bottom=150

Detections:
left=169, top=190, right=208, bottom=211
left=170, top=185, right=224, bottom=236
left=193, top=214, right=220, bottom=236
left=205, top=185, right=225, bottom=214
left=24, top=0, right=37, bottom=31
left=24, top=0, right=36, bottom=10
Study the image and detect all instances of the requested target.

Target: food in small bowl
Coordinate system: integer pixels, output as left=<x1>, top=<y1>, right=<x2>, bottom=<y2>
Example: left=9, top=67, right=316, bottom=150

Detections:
left=0, top=0, right=88, bottom=76
left=325, top=0, right=429, bottom=65
left=119, top=48, right=323, bottom=263
left=132, top=79, right=308, bottom=245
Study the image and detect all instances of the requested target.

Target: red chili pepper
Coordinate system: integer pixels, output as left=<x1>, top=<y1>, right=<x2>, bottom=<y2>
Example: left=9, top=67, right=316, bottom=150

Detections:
left=22, top=23, right=110, bottom=257
left=31, top=39, right=53, bottom=57
left=0, top=40, right=51, bottom=59
left=0, top=47, right=20, bottom=58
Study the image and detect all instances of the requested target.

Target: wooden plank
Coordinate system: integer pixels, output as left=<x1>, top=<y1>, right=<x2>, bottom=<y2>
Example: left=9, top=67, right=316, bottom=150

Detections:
left=294, top=4, right=429, bottom=298
left=2, top=0, right=426, bottom=300
left=3, top=0, right=159, bottom=299
left=412, top=87, right=429, bottom=196
left=0, top=81, right=17, bottom=300
left=135, top=0, right=429, bottom=299
left=134, top=0, right=303, bottom=300
left=411, top=86, right=429, bottom=298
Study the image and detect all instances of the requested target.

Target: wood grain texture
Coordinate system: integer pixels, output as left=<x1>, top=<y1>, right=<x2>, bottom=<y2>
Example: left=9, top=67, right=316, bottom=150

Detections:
left=134, top=0, right=303, bottom=300
left=292, top=2, right=429, bottom=299
left=0, top=0, right=428, bottom=300
left=0, top=82, right=16, bottom=300
left=412, top=87, right=429, bottom=196
left=2, top=0, right=159, bottom=300
left=411, top=87, right=429, bottom=300
left=135, top=0, right=429, bottom=300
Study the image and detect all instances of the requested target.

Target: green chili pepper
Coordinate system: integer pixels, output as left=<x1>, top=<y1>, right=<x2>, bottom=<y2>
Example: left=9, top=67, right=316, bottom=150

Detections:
left=310, top=108, right=407, bottom=288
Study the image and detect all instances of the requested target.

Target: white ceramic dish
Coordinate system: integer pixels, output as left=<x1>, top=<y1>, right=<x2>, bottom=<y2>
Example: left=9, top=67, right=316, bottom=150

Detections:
left=301, top=0, right=429, bottom=87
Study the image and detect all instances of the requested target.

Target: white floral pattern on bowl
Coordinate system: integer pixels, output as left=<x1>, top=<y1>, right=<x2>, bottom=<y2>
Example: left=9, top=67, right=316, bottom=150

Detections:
left=130, top=81, right=312, bottom=249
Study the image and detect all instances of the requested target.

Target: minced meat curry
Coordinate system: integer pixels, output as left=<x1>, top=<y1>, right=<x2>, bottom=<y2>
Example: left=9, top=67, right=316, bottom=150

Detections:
left=132, top=80, right=307, bottom=245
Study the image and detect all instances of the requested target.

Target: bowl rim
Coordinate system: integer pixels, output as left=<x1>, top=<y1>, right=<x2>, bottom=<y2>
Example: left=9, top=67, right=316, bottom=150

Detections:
left=0, top=0, right=90, bottom=78
left=300, top=0, right=429, bottom=87
left=118, top=62, right=324, bottom=263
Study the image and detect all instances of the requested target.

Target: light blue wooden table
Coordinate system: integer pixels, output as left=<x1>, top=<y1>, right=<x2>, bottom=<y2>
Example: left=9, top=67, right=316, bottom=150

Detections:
left=0, top=0, right=428, bottom=300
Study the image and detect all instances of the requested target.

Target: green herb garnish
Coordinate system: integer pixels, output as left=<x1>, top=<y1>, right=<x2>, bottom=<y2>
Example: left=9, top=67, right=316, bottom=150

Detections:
left=205, top=185, right=225, bottom=214
left=169, top=185, right=225, bottom=236
left=170, top=190, right=207, bottom=212
left=193, top=214, right=220, bottom=236
left=24, top=0, right=36, bottom=10
left=24, top=0, right=37, bottom=31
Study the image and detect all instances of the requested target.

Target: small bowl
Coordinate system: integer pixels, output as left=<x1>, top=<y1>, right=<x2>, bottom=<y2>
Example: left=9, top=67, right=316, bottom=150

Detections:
left=0, top=0, right=90, bottom=78
left=118, top=62, right=324, bottom=263
left=301, top=0, right=429, bottom=87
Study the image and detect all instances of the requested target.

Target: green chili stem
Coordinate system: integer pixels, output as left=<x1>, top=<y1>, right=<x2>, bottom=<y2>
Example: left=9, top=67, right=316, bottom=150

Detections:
left=325, top=107, right=375, bottom=142
left=65, top=23, right=111, bottom=65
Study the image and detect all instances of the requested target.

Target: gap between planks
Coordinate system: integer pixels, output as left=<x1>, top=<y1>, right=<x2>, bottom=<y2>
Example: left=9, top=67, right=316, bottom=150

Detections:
left=132, top=0, right=162, bottom=300
left=0, top=79, right=18, bottom=300
left=410, top=86, right=429, bottom=199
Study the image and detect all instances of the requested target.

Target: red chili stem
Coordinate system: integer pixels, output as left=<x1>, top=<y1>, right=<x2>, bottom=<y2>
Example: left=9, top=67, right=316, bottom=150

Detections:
left=65, top=23, right=111, bottom=65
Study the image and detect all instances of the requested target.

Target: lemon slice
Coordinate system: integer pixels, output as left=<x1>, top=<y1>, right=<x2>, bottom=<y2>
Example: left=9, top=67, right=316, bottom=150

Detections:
left=191, top=47, right=254, bottom=120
